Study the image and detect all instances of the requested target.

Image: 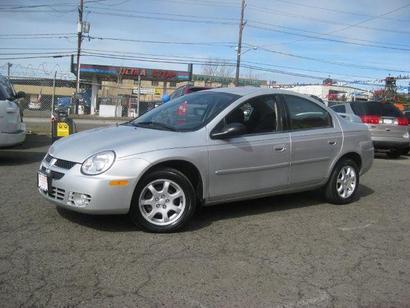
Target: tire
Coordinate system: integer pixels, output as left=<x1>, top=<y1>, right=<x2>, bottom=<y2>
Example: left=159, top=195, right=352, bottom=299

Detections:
left=129, top=168, right=197, bottom=233
left=387, top=150, right=401, bottom=159
left=400, top=147, right=409, bottom=156
left=323, top=158, right=359, bottom=205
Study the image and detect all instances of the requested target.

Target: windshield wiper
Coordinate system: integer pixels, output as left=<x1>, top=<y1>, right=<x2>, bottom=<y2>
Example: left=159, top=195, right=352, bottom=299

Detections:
left=133, top=121, right=176, bottom=131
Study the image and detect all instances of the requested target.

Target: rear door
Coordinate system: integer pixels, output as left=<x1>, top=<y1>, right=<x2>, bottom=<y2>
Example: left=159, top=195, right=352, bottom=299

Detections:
left=282, top=94, right=342, bottom=186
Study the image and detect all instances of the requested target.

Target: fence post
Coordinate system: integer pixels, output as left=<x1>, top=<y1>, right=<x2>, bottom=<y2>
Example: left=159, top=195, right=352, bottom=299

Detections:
left=51, top=71, right=57, bottom=114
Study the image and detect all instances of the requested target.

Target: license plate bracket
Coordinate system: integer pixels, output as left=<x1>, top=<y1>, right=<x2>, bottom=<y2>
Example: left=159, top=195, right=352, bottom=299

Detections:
left=382, top=118, right=393, bottom=124
left=38, top=171, right=49, bottom=192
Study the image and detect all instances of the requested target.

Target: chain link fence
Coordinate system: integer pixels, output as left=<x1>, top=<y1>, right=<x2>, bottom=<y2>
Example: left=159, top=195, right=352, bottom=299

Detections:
left=8, top=74, right=161, bottom=119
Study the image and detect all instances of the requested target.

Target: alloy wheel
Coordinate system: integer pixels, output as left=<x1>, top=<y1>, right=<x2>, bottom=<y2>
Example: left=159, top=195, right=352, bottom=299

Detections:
left=336, top=166, right=357, bottom=199
left=139, top=179, right=186, bottom=226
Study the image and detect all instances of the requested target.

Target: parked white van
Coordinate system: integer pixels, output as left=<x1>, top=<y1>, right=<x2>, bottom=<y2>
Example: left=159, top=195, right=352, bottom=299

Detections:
left=0, top=75, right=26, bottom=147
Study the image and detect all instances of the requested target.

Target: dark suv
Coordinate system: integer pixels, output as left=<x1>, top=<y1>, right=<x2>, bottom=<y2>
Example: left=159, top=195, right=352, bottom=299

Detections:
left=331, top=101, right=409, bottom=158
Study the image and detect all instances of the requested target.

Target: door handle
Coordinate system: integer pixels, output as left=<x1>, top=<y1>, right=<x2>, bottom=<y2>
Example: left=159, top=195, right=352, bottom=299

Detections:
left=274, top=146, right=286, bottom=152
left=328, top=140, right=337, bottom=145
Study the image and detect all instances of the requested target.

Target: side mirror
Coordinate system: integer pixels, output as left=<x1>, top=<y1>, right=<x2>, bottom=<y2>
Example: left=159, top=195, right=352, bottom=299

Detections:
left=14, top=91, right=26, bottom=99
left=211, top=122, right=247, bottom=139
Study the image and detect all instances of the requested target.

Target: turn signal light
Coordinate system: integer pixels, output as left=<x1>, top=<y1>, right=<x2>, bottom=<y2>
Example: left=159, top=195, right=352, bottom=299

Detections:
left=109, top=180, right=129, bottom=186
left=360, top=115, right=380, bottom=124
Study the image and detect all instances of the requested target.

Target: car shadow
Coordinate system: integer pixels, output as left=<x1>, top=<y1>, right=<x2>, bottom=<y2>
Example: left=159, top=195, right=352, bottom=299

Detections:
left=55, top=184, right=375, bottom=233
left=14, top=133, right=51, bottom=150
left=0, top=134, right=50, bottom=165
left=374, top=153, right=409, bottom=160
left=0, top=150, right=46, bottom=165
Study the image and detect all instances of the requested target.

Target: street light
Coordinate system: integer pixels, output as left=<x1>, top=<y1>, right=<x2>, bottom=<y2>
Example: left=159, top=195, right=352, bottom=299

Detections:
left=235, top=45, right=257, bottom=56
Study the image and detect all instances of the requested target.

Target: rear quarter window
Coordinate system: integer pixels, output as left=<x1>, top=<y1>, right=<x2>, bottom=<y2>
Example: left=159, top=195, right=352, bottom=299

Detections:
left=331, top=105, right=346, bottom=113
left=284, top=95, right=332, bottom=130
left=0, top=77, right=15, bottom=100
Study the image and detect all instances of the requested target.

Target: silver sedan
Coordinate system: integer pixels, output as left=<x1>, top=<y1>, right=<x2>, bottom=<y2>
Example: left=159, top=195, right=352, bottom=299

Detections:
left=38, top=88, right=374, bottom=232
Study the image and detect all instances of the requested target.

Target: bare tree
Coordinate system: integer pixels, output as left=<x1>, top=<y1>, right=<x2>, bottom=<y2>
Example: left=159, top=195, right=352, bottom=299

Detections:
left=244, top=68, right=260, bottom=81
left=201, top=58, right=234, bottom=78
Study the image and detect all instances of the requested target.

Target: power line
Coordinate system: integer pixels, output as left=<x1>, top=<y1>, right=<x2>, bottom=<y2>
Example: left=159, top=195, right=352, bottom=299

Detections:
left=87, top=10, right=237, bottom=25
left=249, top=44, right=410, bottom=74
left=247, top=23, right=410, bottom=52
left=81, top=48, right=378, bottom=79
left=85, top=8, right=410, bottom=51
left=248, top=4, right=410, bottom=36
left=84, top=6, right=238, bottom=21
left=78, top=52, right=386, bottom=86
left=0, top=54, right=72, bottom=60
left=265, top=0, right=410, bottom=23
left=279, top=3, right=410, bottom=49
left=86, top=35, right=237, bottom=47
left=84, top=35, right=410, bottom=73
left=0, top=33, right=76, bottom=36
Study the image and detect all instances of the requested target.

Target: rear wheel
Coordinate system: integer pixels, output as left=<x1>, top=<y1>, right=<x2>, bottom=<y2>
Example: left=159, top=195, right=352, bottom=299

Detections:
left=400, top=147, right=409, bottom=156
left=323, top=158, right=359, bottom=204
left=387, top=149, right=401, bottom=159
left=129, top=168, right=196, bottom=233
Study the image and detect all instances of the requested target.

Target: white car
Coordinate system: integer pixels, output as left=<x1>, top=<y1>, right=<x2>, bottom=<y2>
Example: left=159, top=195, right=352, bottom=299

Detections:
left=28, top=100, right=41, bottom=110
left=0, top=75, right=26, bottom=147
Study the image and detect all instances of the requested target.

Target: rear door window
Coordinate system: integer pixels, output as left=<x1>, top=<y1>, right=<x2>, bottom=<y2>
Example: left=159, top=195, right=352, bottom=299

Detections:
left=0, top=77, right=15, bottom=100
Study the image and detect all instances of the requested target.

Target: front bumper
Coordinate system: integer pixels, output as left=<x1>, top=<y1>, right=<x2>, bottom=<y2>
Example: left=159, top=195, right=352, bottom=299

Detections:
left=38, top=155, right=150, bottom=214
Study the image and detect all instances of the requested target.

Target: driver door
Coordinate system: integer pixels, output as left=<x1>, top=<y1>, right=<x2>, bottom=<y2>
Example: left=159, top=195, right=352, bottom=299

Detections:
left=207, top=95, right=290, bottom=202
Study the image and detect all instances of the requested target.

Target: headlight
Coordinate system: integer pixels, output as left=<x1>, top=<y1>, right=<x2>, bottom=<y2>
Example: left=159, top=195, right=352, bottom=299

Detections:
left=81, top=151, right=116, bottom=175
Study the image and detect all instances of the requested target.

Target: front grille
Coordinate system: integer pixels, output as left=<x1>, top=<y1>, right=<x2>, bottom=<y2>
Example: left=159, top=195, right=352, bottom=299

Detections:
left=45, top=154, right=53, bottom=163
left=50, top=171, right=64, bottom=180
left=48, top=186, right=65, bottom=201
left=43, top=154, right=76, bottom=171
left=54, top=159, right=76, bottom=170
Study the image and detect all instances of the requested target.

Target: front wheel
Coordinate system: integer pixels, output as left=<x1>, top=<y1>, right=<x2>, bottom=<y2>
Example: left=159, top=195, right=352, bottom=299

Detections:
left=323, top=158, right=359, bottom=204
left=129, top=168, right=197, bottom=233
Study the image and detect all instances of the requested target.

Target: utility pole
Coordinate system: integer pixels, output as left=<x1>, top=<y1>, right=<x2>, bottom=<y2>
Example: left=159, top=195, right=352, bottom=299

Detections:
left=75, top=0, right=83, bottom=95
left=235, top=0, right=246, bottom=87
left=7, top=62, right=12, bottom=79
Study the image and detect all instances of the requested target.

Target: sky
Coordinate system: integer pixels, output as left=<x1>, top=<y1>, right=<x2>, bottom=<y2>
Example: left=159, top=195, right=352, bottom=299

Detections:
left=0, top=0, right=409, bottom=91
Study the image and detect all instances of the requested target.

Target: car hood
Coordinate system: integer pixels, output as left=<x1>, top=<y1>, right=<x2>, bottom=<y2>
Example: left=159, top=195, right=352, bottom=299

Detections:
left=48, top=125, right=193, bottom=163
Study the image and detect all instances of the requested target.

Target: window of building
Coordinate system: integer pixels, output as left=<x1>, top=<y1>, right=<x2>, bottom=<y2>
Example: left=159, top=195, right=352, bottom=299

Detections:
left=151, top=81, right=159, bottom=86
left=169, top=81, right=177, bottom=87
left=284, top=95, right=332, bottom=130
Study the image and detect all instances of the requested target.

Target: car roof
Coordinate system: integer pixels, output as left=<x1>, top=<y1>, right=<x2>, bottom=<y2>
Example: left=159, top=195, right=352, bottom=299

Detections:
left=203, top=87, right=325, bottom=98
left=205, top=87, right=261, bottom=96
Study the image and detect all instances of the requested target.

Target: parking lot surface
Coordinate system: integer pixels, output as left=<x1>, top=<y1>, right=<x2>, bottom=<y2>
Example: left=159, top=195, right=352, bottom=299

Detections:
left=1, top=134, right=409, bottom=307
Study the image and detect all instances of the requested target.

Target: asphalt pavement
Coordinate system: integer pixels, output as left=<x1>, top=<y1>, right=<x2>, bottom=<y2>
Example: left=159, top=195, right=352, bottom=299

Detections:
left=0, top=134, right=409, bottom=307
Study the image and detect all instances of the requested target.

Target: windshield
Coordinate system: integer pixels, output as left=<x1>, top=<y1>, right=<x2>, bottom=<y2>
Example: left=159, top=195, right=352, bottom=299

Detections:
left=130, top=91, right=240, bottom=132
left=351, top=102, right=402, bottom=117
left=0, top=76, right=16, bottom=101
